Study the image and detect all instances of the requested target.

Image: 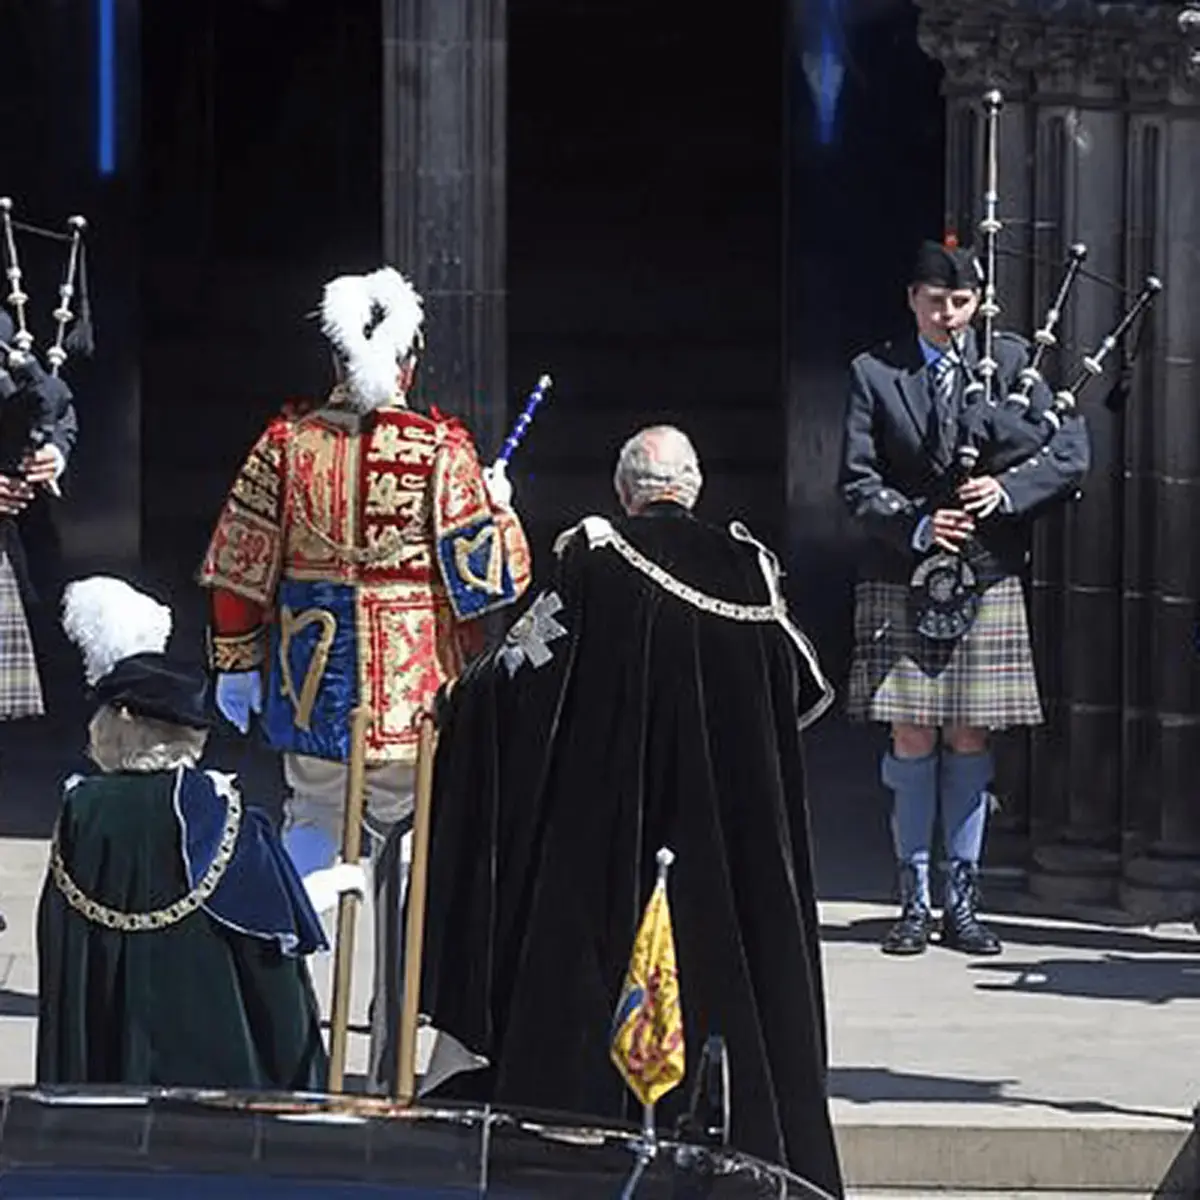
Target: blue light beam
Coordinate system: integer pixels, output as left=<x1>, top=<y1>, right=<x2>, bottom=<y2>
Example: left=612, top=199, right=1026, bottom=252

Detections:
left=98, top=0, right=116, bottom=175
left=798, top=0, right=846, bottom=148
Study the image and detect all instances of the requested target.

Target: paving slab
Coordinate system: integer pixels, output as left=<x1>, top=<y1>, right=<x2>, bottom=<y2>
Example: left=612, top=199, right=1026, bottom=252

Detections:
left=823, top=899, right=1198, bottom=1193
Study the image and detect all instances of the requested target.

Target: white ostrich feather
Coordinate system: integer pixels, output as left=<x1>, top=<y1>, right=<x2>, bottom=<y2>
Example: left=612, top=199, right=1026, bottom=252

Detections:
left=320, top=266, right=424, bottom=411
left=61, top=576, right=173, bottom=686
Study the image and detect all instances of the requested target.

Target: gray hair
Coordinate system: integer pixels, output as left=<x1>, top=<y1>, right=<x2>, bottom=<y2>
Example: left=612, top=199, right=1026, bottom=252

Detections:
left=613, top=426, right=703, bottom=514
left=87, top=704, right=209, bottom=774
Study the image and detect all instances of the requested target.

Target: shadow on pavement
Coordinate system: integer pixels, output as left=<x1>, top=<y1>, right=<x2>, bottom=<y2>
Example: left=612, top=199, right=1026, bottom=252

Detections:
left=0, top=987, right=37, bottom=1018
left=830, top=1065, right=1194, bottom=1126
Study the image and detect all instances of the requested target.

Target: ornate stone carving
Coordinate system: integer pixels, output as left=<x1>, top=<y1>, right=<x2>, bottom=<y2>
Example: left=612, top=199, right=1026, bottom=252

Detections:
left=916, top=0, right=1200, bottom=101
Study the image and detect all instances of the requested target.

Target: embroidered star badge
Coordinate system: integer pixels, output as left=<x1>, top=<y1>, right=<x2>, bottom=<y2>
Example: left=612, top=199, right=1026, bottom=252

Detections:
left=499, top=591, right=568, bottom=678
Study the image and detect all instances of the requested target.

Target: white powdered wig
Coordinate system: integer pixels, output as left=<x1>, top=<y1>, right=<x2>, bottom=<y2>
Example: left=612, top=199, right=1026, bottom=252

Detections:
left=61, top=576, right=173, bottom=686
left=613, top=425, right=704, bottom=514
left=320, top=266, right=424, bottom=411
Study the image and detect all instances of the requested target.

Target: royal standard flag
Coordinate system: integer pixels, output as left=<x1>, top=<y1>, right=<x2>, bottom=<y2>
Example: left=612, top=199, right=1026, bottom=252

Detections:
left=609, top=861, right=686, bottom=1108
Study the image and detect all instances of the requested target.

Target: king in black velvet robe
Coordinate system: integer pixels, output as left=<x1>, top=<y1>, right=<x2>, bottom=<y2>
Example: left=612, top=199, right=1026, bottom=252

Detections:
left=412, top=501, right=845, bottom=1198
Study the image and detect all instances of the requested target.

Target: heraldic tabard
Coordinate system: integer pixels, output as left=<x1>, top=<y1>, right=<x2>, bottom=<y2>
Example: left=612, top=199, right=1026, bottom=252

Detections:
left=198, top=402, right=531, bottom=766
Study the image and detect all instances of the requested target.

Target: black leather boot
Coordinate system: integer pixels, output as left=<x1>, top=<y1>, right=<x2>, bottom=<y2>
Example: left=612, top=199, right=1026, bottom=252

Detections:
left=940, top=859, right=1002, bottom=955
left=881, top=865, right=934, bottom=956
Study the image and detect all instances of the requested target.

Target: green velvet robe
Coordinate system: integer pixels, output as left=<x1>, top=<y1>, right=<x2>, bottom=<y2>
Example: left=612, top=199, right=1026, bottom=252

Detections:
left=36, top=771, right=328, bottom=1091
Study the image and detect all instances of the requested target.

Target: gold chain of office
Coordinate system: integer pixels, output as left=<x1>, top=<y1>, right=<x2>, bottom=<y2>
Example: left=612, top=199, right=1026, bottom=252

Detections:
left=603, top=527, right=785, bottom=623
left=48, top=785, right=243, bottom=933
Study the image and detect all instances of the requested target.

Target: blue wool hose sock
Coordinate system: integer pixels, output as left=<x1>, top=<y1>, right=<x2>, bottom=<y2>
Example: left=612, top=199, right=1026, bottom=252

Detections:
left=881, top=750, right=938, bottom=907
left=939, top=749, right=995, bottom=866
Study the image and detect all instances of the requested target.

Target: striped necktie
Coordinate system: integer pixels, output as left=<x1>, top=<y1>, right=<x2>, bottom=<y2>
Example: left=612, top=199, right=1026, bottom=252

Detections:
left=931, top=353, right=955, bottom=410
left=931, top=353, right=957, bottom=457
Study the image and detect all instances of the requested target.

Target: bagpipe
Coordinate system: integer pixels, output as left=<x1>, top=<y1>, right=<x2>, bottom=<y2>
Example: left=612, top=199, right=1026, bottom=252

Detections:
left=0, top=197, right=91, bottom=483
left=910, top=89, right=1161, bottom=643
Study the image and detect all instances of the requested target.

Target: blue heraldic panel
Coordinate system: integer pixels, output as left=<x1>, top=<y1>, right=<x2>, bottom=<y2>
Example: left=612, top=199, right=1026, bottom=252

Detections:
left=264, top=579, right=359, bottom=763
left=437, top=516, right=519, bottom=620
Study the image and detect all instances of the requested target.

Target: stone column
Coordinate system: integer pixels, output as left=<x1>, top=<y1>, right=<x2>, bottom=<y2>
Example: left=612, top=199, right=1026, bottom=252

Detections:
left=916, top=0, right=1200, bottom=917
left=1119, top=57, right=1200, bottom=921
left=381, top=0, right=508, bottom=456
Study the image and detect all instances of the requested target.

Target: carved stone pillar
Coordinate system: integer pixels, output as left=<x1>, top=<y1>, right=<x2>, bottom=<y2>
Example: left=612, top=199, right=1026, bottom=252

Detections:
left=381, top=0, right=507, bottom=456
left=917, top=0, right=1200, bottom=917
left=1119, top=76, right=1200, bottom=921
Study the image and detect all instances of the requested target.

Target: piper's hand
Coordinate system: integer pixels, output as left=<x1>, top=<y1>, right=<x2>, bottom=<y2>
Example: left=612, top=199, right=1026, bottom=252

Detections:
left=215, top=669, right=263, bottom=735
left=0, top=473, right=35, bottom=516
left=957, top=474, right=1006, bottom=519
left=21, top=445, right=64, bottom=495
left=930, top=508, right=976, bottom=553
left=483, top=458, right=514, bottom=510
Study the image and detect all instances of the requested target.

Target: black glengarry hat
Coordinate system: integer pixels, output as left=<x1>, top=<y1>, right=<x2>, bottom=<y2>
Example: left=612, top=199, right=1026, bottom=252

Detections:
left=93, top=653, right=211, bottom=730
left=911, top=239, right=984, bottom=291
left=61, top=576, right=213, bottom=730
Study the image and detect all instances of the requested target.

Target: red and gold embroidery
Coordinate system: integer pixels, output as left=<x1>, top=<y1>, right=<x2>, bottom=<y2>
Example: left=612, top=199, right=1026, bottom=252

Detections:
left=200, top=399, right=532, bottom=764
left=357, top=410, right=439, bottom=584
left=209, top=628, right=265, bottom=672
left=357, top=583, right=463, bottom=761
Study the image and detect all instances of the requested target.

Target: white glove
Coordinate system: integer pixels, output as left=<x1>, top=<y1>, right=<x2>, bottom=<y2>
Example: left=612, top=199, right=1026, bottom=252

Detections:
left=215, top=670, right=263, bottom=735
left=483, top=459, right=514, bottom=510
left=302, top=860, right=368, bottom=916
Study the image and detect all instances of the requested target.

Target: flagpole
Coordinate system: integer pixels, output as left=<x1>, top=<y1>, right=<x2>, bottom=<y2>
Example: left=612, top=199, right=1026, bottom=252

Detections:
left=616, top=846, right=677, bottom=1200
left=619, top=1112, right=656, bottom=1200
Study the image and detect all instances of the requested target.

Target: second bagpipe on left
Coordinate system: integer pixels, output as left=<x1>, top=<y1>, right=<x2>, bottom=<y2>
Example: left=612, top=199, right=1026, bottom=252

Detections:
left=0, top=197, right=93, bottom=492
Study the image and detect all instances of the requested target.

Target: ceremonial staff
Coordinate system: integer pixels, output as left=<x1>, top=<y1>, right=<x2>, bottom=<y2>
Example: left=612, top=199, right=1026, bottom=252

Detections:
left=485, top=373, right=553, bottom=496
left=393, top=709, right=438, bottom=1105
left=499, top=373, right=553, bottom=464
left=327, top=705, right=371, bottom=1093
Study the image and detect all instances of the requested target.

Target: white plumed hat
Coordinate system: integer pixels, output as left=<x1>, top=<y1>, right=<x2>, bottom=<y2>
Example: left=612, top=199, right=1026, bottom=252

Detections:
left=320, top=266, right=424, bottom=409
left=61, top=576, right=173, bottom=687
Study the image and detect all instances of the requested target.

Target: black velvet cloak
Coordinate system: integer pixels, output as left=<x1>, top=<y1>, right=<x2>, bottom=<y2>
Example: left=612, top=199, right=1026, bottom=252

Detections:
left=415, top=503, right=844, bottom=1198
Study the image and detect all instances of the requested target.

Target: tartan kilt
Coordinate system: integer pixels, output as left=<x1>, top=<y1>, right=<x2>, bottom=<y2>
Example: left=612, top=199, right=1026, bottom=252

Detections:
left=0, top=550, right=44, bottom=721
left=846, top=575, right=1043, bottom=729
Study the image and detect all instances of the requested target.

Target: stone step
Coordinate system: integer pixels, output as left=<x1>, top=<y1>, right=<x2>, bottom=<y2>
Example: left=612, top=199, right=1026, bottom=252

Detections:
left=836, top=1115, right=1196, bottom=1196
left=850, top=1192, right=1151, bottom=1198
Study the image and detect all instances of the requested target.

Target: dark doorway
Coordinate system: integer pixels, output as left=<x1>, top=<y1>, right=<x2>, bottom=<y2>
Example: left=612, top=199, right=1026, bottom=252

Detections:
left=507, top=0, right=789, bottom=570
left=784, top=0, right=945, bottom=900
left=785, top=0, right=944, bottom=687
left=140, top=0, right=383, bottom=591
